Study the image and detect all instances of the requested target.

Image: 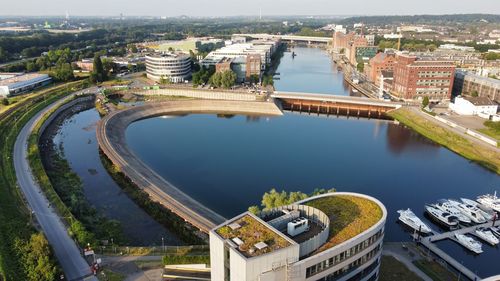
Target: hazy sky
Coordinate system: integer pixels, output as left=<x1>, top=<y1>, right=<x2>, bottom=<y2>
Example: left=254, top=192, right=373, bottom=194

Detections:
left=1, top=0, right=499, bottom=17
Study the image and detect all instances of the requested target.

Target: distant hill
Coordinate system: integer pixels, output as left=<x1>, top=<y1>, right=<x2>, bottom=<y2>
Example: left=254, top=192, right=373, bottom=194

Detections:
left=339, top=14, right=500, bottom=25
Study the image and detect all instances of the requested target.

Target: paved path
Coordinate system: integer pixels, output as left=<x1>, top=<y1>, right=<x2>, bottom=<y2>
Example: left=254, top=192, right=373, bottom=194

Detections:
left=13, top=89, right=98, bottom=281
left=408, top=106, right=500, bottom=153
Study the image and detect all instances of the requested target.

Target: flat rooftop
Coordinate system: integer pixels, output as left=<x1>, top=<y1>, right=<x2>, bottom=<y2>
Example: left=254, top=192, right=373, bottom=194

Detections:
left=304, top=195, right=383, bottom=254
left=216, top=214, right=292, bottom=258
left=0, top=73, right=50, bottom=86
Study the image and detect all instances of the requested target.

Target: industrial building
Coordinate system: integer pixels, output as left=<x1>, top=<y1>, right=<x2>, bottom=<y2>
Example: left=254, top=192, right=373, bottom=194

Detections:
left=392, top=54, right=455, bottom=101
left=145, top=53, right=192, bottom=83
left=333, top=32, right=377, bottom=65
left=453, top=70, right=500, bottom=103
left=449, top=96, right=498, bottom=118
left=210, top=192, right=386, bottom=281
left=0, top=73, right=52, bottom=97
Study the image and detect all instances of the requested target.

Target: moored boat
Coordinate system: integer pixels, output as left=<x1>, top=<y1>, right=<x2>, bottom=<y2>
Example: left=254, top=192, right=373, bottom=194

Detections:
left=397, top=209, right=432, bottom=234
left=425, top=205, right=459, bottom=228
left=455, top=233, right=483, bottom=254
left=433, top=200, right=471, bottom=224
left=477, top=192, right=500, bottom=213
left=474, top=227, right=499, bottom=246
left=461, top=198, right=495, bottom=221
left=449, top=200, right=487, bottom=224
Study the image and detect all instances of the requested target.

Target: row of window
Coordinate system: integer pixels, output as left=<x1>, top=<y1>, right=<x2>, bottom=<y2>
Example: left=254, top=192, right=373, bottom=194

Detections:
left=305, top=229, right=383, bottom=278
left=314, top=245, right=381, bottom=281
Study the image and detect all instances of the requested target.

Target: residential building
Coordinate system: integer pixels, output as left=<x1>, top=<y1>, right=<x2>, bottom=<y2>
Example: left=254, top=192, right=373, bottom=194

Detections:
left=145, top=53, right=192, bottom=83
left=210, top=192, right=387, bottom=281
left=392, top=54, right=455, bottom=101
left=449, top=96, right=498, bottom=118
left=0, top=73, right=52, bottom=97
left=453, top=70, right=500, bottom=103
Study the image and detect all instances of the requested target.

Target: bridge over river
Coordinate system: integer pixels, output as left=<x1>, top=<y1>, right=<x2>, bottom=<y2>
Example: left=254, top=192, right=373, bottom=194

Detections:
left=272, top=91, right=402, bottom=119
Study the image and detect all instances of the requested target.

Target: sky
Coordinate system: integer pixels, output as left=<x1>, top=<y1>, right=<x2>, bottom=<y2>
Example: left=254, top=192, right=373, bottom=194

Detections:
left=1, top=0, right=499, bottom=17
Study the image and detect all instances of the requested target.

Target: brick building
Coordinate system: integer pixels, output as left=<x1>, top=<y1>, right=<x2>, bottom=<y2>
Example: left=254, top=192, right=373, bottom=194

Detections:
left=365, top=52, right=396, bottom=85
left=245, top=54, right=261, bottom=80
left=392, top=54, right=455, bottom=101
left=215, top=57, right=233, bottom=73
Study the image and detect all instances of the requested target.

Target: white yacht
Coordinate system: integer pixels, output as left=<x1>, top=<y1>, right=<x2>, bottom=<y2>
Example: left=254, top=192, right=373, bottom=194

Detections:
left=425, top=205, right=459, bottom=228
left=474, top=227, right=500, bottom=246
left=449, top=200, right=487, bottom=224
left=433, top=200, right=471, bottom=224
left=455, top=233, right=483, bottom=254
left=490, top=227, right=500, bottom=238
left=397, top=209, right=432, bottom=234
left=477, top=192, right=500, bottom=213
left=460, top=198, right=494, bottom=221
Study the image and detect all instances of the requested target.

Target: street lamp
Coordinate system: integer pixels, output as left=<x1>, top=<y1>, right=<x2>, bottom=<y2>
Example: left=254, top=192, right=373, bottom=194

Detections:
left=162, top=237, right=165, bottom=252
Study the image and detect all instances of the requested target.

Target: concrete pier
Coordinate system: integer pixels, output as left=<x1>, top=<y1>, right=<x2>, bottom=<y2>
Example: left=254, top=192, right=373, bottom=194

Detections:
left=97, top=100, right=283, bottom=233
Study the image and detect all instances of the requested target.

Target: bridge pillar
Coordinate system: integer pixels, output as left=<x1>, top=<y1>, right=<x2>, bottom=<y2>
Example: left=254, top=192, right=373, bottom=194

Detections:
left=337, top=106, right=339, bottom=115
left=308, top=105, right=311, bottom=114
left=318, top=105, right=321, bottom=115
left=326, top=105, right=330, bottom=116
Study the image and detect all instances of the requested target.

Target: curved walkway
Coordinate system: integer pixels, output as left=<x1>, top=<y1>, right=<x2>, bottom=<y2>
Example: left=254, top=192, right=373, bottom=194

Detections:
left=14, top=90, right=98, bottom=281
left=96, top=100, right=283, bottom=233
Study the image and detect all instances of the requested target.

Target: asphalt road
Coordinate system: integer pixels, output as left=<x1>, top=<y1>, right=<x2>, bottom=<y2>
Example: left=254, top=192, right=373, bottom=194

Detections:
left=13, top=88, right=98, bottom=281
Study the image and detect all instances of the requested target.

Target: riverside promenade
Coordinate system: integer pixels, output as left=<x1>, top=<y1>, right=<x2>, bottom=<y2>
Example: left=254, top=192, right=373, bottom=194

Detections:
left=96, top=99, right=283, bottom=233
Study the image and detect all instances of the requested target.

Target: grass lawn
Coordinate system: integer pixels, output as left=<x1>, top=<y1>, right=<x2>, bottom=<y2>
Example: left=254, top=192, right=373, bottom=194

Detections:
left=478, top=120, right=500, bottom=141
left=100, top=269, right=126, bottom=281
left=306, top=195, right=383, bottom=253
left=389, top=108, right=500, bottom=174
left=413, top=259, right=458, bottom=281
left=379, top=256, right=423, bottom=281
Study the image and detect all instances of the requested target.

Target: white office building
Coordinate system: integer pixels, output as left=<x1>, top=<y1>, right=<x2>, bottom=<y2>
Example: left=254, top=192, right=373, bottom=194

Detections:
left=0, top=73, right=52, bottom=97
left=145, top=53, right=192, bottom=83
left=201, top=41, right=277, bottom=70
left=210, top=192, right=387, bottom=281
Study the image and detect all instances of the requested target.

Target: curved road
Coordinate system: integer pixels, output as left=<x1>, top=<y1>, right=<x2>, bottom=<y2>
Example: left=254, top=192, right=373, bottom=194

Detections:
left=13, top=89, right=98, bottom=281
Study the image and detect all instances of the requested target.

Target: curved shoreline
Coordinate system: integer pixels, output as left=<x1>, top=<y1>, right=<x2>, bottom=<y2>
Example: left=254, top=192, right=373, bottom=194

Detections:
left=96, top=100, right=283, bottom=233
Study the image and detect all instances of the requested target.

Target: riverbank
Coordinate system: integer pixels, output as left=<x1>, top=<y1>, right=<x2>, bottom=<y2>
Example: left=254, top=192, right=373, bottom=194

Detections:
left=388, top=107, right=500, bottom=174
left=0, top=83, right=80, bottom=280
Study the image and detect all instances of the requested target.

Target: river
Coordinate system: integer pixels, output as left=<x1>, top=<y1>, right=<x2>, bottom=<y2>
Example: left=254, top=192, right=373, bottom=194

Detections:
left=52, top=106, right=183, bottom=246
left=125, top=47, right=500, bottom=277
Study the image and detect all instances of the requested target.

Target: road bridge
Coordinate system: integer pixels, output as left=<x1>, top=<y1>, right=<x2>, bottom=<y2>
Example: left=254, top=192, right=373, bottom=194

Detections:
left=271, top=91, right=401, bottom=119
left=233, top=33, right=332, bottom=44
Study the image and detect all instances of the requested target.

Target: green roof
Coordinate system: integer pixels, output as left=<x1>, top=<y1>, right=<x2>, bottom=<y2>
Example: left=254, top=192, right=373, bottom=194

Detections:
left=216, top=214, right=291, bottom=258
left=305, top=195, right=382, bottom=254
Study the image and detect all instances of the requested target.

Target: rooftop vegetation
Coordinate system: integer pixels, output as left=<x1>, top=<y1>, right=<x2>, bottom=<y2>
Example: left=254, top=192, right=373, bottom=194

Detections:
left=216, top=215, right=290, bottom=258
left=306, top=195, right=382, bottom=253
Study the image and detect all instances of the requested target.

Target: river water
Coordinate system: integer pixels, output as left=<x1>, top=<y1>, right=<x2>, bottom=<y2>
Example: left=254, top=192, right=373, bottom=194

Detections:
left=124, top=47, right=500, bottom=277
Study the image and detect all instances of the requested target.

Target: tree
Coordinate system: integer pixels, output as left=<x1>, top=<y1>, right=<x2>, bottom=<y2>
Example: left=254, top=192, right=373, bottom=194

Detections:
left=159, top=75, right=170, bottom=85
left=0, top=46, right=8, bottom=62
left=248, top=205, right=261, bottom=214
left=422, top=96, right=430, bottom=108
left=249, top=74, right=259, bottom=84
left=52, top=63, right=74, bottom=82
left=2, top=98, right=9, bottom=106
left=16, top=233, right=57, bottom=281
left=357, top=62, right=364, bottom=72
left=90, top=55, right=107, bottom=83
left=262, top=75, right=274, bottom=87
left=471, top=90, right=479, bottom=97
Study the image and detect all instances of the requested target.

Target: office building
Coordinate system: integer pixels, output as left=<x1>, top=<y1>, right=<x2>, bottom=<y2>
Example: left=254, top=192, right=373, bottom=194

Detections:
left=210, top=192, right=387, bottom=281
left=0, top=73, right=52, bottom=97
left=145, top=53, right=192, bottom=83
left=392, top=54, right=455, bottom=101
left=453, top=70, right=500, bottom=103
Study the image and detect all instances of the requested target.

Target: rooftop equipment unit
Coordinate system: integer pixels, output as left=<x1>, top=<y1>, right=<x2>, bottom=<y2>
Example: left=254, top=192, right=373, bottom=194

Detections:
left=287, top=217, right=310, bottom=237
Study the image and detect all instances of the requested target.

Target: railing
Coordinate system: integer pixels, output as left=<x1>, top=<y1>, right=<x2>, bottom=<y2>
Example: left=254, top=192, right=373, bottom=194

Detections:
left=98, top=245, right=209, bottom=256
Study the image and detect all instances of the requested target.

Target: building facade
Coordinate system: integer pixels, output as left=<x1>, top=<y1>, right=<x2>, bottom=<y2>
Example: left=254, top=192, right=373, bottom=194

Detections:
left=453, top=70, right=500, bottom=103
left=449, top=96, right=498, bottom=117
left=210, top=192, right=387, bottom=281
left=365, top=52, right=396, bottom=85
left=392, top=54, right=455, bottom=101
left=145, top=53, right=192, bottom=83
left=0, top=73, right=52, bottom=97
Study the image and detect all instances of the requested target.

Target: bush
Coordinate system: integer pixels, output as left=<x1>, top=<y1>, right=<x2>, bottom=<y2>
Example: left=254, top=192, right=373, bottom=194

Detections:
left=163, top=255, right=210, bottom=265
